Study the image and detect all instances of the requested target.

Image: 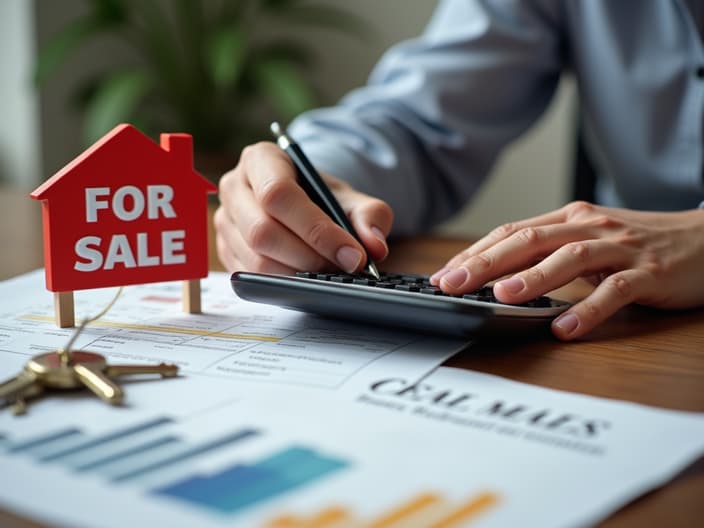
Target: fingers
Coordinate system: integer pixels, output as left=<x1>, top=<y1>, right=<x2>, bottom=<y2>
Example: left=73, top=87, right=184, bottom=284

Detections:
left=240, top=143, right=365, bottom=272
left=213, top=207, right=329, bottom=274
left=434, top=222, right=604, bottom=294
left=492, top=239, right=633, bottom=304
left=440, top=206, right=572, bottom=270
left=344, top=192, right=393, bottom=262
left=215, top=141, right=392, bottom=274
left=551, top=269, right=652, bottom=340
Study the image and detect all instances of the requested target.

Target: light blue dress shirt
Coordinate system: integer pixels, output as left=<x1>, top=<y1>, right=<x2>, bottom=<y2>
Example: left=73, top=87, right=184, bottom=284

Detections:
left=289, top=0, right=704, bottom=235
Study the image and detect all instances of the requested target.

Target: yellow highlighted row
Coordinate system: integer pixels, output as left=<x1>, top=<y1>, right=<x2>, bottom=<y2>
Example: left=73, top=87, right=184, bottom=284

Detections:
left=20, top=314, right=281, bottom=342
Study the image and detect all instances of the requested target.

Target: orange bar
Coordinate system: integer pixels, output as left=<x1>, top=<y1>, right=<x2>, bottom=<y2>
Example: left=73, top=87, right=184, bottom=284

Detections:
left=308, top=506, right=351, bottom=528
left=267, top=507, right=351, bottom=528
left=369, top=493, right=443, bottom=528
left=265, top=515, right=305, bottom=528
left=430, top=492, right=499, bottom=528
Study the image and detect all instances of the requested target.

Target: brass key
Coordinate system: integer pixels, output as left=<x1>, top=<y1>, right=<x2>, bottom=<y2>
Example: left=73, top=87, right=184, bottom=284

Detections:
left=0, top=350, right=178, bottom=415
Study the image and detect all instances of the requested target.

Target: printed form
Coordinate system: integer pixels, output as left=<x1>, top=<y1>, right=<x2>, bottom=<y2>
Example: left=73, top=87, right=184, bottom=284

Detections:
left=0, top=270, right=468, bottom=395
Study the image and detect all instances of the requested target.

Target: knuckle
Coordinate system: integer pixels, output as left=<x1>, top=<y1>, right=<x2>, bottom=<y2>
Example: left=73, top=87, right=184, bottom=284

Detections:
left=641, top=251, right=666, bottom=277
left=525, top=266, right=547, bottom=285
left=218, top=167, right=237, bottom=199
left=492, top=222, right=517, bottom=240
left=257, top=177, right=292, bottom=213
left=565, top=200, right=595, bottom=218
left=565, top=241, right=590, bottom=262
left=241, top=141, right=272, bottom=162
left=603, top=275, right=632, bottom=299
left=306, top=218, right=331, bottom=248
left=515, top=227, right=540, bottom=244
left=244, top=218, right=275, bottom=253
left=589, top=214, right=621, bottom=229
left=469, top=252, right=494, bottom=272
left=212, top=207, right=226, bottom=230
left=579, top=299, right=602, bottom=321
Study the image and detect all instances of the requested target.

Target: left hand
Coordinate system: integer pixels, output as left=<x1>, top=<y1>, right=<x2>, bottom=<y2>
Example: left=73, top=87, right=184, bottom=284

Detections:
left=429, top=201, right=704, bottom=340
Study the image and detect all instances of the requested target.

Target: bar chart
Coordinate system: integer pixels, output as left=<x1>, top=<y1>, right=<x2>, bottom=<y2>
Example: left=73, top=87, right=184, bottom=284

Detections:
left=1, top=417, right=349, bottom=517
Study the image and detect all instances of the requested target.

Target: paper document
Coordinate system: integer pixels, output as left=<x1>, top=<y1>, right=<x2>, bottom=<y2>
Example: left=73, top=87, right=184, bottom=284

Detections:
left=0, top=270, right=466, bottom=395
left=0, top=364, right=702, bottom=528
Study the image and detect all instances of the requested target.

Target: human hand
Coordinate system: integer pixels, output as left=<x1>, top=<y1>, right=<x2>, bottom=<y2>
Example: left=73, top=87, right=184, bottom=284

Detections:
left=430, top=201, right=704, bottom=340
left=214, top=141, right=392, bottom=275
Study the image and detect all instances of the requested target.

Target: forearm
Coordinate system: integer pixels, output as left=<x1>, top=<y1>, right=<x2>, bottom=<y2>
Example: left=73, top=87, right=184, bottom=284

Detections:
left=289, top=0, right=566, bottom=235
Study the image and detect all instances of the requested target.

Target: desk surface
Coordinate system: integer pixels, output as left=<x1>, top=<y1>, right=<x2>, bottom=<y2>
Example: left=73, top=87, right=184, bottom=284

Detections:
left=1, top=188, right=702, bottom=527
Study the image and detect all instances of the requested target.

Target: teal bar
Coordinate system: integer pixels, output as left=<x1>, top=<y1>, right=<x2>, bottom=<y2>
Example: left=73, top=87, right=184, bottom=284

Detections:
left=154, top=445, right=348, bottom=514
left=154, top=465, right=275, bottom=503
left=212, top=450, right=347, bottom=513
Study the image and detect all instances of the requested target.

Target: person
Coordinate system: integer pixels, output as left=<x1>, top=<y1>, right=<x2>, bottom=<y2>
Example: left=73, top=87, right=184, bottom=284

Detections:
left=214, top=0, right=704, bottom=341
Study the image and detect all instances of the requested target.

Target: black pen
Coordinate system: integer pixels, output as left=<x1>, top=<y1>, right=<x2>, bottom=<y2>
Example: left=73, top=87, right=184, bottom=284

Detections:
left=270, top=122, right=381, bottom=279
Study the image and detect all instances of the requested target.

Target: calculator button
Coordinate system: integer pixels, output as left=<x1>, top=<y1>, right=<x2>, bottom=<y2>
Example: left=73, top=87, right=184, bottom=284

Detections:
left=395, top=284, right=421, bottom=292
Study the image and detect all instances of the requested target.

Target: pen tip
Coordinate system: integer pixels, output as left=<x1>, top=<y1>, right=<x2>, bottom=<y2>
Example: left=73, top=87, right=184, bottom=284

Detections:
left=367, top=262, right=381, bottom=281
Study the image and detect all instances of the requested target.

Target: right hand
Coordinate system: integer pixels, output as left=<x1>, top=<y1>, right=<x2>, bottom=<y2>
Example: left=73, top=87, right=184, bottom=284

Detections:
left=214, top=141, right=393, bottom=274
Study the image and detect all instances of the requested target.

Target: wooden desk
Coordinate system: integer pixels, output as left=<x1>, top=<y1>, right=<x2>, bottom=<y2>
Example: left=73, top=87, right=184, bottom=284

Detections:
left=1, top=188, right=702, bottom=527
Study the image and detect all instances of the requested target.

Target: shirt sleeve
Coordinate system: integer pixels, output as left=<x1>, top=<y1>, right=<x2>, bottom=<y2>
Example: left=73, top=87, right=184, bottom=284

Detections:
left=288, top=0, right=566, bottom=235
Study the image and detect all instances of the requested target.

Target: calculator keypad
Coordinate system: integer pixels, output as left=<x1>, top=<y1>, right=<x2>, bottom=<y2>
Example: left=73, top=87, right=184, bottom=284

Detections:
left=295, top=272, right=555, bottom=309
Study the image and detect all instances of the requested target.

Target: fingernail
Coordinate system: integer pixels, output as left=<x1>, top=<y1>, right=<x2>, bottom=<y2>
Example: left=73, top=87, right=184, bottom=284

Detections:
left=441, top=268, right=469, bottom=289
left=554, top=313, right=579, bottom=335
left=497, top=277, right=525, bottom=295
left=430, top=267, right=450, bottom=284
left=371, top=226, right=389, bottom=256
left=336, top=246, right=363, bottom=273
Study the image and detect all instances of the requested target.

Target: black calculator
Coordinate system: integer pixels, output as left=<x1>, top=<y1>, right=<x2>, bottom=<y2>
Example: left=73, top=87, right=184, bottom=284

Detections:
left=230, top=271, right=571, bottom=337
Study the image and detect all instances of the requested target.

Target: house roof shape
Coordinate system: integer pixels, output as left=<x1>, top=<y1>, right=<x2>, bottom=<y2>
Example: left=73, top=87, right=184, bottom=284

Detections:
left=31, top=123, right=217, bottom=200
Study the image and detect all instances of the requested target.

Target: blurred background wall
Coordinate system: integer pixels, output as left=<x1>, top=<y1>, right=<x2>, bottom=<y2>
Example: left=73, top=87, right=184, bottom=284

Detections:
left=1, top=0, right=574, bottom=236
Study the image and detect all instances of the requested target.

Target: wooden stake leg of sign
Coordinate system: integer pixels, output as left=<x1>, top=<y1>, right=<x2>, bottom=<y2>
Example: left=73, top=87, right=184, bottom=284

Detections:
left=182, top=279, right=201, bottom=314
left=54, top=291, right=75, bottom=328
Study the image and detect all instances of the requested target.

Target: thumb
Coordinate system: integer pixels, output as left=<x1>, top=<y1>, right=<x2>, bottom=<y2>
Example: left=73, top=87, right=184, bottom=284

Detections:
left=348, top=194, right=393, bottom=262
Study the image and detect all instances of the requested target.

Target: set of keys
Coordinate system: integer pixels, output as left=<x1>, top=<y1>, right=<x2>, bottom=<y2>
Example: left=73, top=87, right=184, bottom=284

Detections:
left=0, top=349, right=178, bottom=415
left=0, top=287, right=179, bottom=415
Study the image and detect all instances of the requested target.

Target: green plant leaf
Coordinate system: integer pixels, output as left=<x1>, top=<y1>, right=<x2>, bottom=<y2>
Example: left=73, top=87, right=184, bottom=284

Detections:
left=91, top=0, right=129, bottom=25
left=83, top=70, right=153, bottom=145
left=34, top=0, right=130, bottom=86
left=34, top=18, right=103, bottom=86
left=205, top=25, right=246, bottom=88
left=254, top=59, right=316, bottom=119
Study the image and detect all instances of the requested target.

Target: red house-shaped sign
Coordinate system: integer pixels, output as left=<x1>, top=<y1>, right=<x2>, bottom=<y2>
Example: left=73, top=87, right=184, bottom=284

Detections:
left=31, top=124, right=217, bottom=294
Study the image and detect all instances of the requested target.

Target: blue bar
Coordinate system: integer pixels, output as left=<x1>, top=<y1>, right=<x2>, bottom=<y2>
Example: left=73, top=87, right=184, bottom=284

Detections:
left=111, top=428, right=259, bottom=483
left=154, top=465, right=275, bottom=503
left=154, top=446, right=348, bottom=514
left=8, top=427, right=82, bottom=453
left=40, top=416, right=173, bottom=462
left=74, top=435, right=181, bottom=473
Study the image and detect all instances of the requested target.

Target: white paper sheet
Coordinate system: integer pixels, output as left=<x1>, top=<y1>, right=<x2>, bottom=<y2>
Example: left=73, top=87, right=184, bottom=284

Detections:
left=0, top=365, right=702, bottom=528
left=0, top=270, right=466, bottom=396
